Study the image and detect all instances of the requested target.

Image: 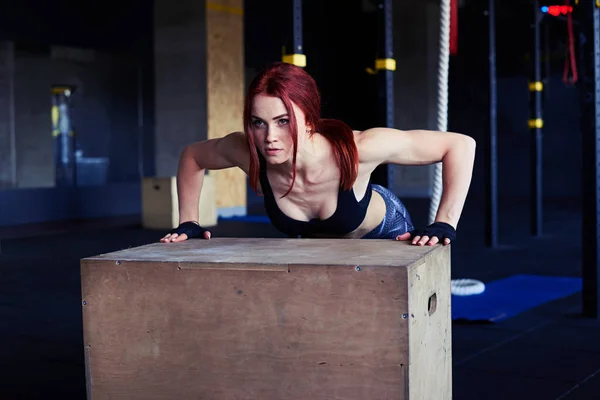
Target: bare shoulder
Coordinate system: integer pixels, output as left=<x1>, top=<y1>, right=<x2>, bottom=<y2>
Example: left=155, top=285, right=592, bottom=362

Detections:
left=218, top=131, right=251, bottom=172
left=221, top=130, right=249, bottom=150
left=186, top=131, right=251, bottom=173
left=352, top=128, right=407, bottom=164
left=353, top=127, right=476, bottom=167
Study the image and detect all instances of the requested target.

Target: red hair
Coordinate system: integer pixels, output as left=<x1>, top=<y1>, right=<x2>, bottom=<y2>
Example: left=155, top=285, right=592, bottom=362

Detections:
left=244, top=62, right=359, bottom=197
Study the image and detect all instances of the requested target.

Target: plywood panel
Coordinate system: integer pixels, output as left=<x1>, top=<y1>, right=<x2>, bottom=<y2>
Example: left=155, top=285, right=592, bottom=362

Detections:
left=82, top=261, right=409, bottom=399
left=206, top=0, right=246, bottom=211
left=87, top=237, right=440, bottom=268
left=408, top=246, right=452, bottom=399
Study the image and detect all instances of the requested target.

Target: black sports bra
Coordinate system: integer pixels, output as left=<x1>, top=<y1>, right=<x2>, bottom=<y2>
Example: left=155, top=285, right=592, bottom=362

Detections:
left=258, top=152, right=372, bottom=237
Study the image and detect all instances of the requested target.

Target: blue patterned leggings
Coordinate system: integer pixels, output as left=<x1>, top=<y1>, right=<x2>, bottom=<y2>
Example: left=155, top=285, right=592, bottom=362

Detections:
left=361, top=184, right=414, bottom=239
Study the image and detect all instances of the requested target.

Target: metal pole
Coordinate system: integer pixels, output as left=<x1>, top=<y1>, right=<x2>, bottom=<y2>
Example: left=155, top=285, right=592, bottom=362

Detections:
left=529, top=1, right=544, bottom=237
left=579, top=0, right=600, bottom=319
left=544, top=14, right=551, bottom=99
left=282, top=0, right=305, bottom=68
left=371, top=0, right=395, bottom=188
left=137, top=64, right=145, bottom=180
left=486, top=0, right=499, bottom=248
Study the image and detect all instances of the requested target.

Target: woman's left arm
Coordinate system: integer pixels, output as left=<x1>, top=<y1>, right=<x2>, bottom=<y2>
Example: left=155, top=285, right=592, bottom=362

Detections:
left=357, top=128, right=476, bottom=244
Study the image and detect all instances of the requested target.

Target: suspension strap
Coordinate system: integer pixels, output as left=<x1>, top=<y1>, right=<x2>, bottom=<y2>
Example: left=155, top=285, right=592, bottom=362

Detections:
left=563, top=0, right=578, bottom=85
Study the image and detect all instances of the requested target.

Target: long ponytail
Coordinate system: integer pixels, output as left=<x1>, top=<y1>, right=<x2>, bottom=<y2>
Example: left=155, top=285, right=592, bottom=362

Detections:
left=315, top=118, right=359, bottom=191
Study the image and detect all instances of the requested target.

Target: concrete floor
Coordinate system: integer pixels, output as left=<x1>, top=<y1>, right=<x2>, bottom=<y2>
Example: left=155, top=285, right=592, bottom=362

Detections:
left=0, top=194, right=597, bottom=399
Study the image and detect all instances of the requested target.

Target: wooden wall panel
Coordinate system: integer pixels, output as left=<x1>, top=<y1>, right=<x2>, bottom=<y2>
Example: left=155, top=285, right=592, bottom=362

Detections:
left=206, top=0, right=247, bottom=214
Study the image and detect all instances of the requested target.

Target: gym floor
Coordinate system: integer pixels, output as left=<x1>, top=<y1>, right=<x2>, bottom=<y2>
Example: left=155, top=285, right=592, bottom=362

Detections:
left=0, top=194, right=596, bottom=399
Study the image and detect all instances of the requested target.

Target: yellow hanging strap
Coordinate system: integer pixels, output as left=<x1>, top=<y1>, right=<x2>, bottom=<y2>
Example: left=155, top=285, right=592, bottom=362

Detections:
left=366, top=58, right=396, bottom=75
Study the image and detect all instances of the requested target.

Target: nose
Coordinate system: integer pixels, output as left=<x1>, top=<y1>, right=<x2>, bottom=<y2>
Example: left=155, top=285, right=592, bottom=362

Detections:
left=265, top=126, right=278, bottom=143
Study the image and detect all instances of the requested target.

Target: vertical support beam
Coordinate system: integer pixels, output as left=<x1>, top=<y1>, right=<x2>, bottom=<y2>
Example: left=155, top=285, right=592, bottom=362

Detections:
left=134, top=1, right=156, bottom=179
left=154, top=0, right=208, bottom=177
left=529, top=1, right=544, bottom=237
left=282, top=0, right=305, bottom=68
left=389, top=2, right=438, bottom=198
left=579, top=0, right=600, bottom=318
left=137, top=64, right=145, bottom=180
left=371, top=0, right=394, bottom=188
left=486, top=0, right=499, bottom=248
left=0, top=41, right=16, bottom=189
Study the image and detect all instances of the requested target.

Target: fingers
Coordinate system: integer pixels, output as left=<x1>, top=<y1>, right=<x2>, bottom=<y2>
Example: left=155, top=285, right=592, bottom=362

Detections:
left=414, top=236, right=449, bottom=246
left=395, top=230, right=453, bottom=246
left=159, top=233, right=189, bottom=243
left=396, top=232, right=412, bottom=241
left=426, top=236, right=440, bottom=246
left=160, top=231, right=212, bottom=243
left=172, top=233, right=189, bottom=242
left=415, top=235, right=429, bottom=246
left=396, top=234, right=447, bottom=246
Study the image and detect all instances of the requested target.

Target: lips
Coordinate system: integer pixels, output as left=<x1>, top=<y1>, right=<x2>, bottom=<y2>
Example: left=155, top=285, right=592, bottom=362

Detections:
left=266, top=148, right=282, bottom=155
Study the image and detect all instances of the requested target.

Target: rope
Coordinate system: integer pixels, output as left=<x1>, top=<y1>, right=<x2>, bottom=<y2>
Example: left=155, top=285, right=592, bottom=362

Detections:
left=429, top=0, right=451, bottom=224
left=432, top=0, right=486, bottom=296
left=451, top=279, right=486, bottom=296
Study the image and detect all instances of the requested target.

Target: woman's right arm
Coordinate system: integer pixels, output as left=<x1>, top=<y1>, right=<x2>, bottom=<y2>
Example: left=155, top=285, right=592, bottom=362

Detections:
left=160, top=131, right=249, bottom=242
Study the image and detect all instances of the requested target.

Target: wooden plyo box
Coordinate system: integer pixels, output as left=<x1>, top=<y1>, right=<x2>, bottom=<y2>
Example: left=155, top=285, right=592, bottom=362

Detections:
left=141, top=174, right=217, bottom=230
left=80, top=238, right=452, bottom=400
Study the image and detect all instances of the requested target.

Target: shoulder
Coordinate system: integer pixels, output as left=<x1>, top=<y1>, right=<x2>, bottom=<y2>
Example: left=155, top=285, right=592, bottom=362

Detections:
left=352, top=128, right=409, bottom=164
left=222, top=131, right=249, bottom=150
left=224, top=130, right=248, bottom=145
left=352, top=127, right=476, bottom=167
left=222, top=131, right=251, bottom=168
left=179, top=130, right=252, bottom=174
left=188, top=130, right=248, bottom=153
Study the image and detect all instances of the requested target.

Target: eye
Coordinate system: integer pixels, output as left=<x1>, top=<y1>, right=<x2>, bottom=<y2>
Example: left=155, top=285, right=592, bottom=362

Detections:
left=278, top=119, right=289, bottom=126
left=252, top=119, right=265, bottom=128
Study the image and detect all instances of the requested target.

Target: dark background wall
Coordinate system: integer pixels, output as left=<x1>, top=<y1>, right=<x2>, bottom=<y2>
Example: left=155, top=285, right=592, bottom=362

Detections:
left=10, top=46, right=143, bottom=187
left=0, top=0, right=584, bottom=227
left=0, top=0, right=157, bottom=181
left=0, top=0, right=155, bottom=226
left=450, top=1, right=581, bottom=202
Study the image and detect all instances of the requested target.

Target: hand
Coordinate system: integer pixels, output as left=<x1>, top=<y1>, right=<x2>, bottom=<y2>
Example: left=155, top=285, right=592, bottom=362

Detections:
left=160, top=221, right=211, bottom=243
left=396, top=222, right=456, bottom=246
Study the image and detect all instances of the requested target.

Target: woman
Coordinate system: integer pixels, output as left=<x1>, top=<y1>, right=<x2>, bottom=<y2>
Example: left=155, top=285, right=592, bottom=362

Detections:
left=160, top=62, right=476, bottom=246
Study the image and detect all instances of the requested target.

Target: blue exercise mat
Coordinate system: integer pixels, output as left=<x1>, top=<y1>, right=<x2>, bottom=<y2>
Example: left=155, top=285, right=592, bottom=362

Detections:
left=218, top=215, right=271, bottom=223
left=451, top=274, right=582, bottom=322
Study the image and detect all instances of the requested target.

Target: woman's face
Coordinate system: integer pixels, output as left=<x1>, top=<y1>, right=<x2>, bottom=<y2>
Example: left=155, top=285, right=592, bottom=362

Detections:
left=250, top=94, right=310, bottom=165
